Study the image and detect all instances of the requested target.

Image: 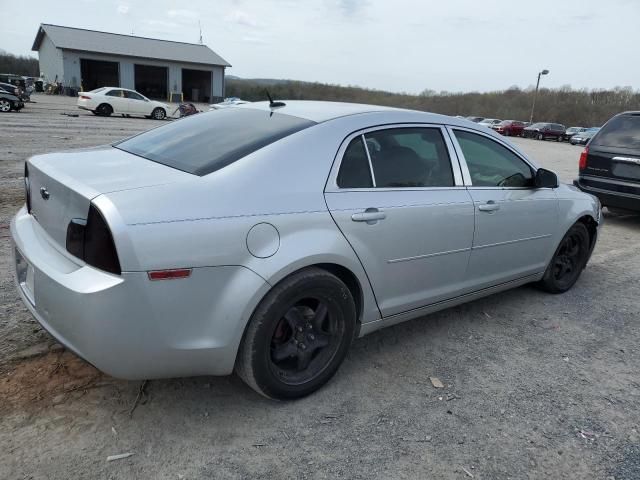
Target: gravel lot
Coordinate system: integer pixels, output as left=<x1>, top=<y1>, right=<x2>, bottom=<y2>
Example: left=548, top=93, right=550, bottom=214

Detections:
left=1, top=95, right=639, bottom=479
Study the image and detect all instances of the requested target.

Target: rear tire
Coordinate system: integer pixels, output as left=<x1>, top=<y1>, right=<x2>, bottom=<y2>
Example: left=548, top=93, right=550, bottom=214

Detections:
left=538, top=223, right=590, bottom=293
left=96, top=103, right=113, bottom=116
left=236, top=268, right=356, bottom=400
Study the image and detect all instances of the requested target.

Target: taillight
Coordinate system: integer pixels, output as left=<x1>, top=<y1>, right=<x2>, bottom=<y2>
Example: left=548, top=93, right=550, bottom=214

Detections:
left=79, top=95, right=90, bottom=100
left=579, top=146, right=589, bottom=170
left=24, top=162, right=31, bottom=213
left=65, top=204, right=121, bottom=274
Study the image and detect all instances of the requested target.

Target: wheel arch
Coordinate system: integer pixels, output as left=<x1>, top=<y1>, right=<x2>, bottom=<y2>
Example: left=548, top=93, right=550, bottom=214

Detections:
left=232, top=261, right=369, bottom=374
left=577, top=214, right=599, bottom=251
left=254, top=262, right=367, bottom=332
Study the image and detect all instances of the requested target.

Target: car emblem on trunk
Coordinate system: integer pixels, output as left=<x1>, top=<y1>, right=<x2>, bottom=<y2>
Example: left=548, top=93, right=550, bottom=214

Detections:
left=40, top=187, right=50, bottom=200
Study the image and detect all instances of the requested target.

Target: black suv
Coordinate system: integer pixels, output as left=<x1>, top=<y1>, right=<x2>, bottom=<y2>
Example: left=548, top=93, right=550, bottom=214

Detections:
left=574, top=112, right=640, bottom=212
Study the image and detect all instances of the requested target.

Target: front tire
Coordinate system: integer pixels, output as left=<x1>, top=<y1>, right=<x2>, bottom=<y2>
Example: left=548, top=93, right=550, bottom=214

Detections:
left=236, top=268, right=356, bottom=400
left=0, top=99, right=12, bottom=112
left=537, top=133, right=544, bottom=141
left=538, top=223, right=590, bottom=293
left=151, top=107, right=166, bottom=120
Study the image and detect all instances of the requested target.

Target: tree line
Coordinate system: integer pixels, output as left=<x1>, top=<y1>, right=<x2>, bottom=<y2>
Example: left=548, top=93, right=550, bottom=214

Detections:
left=0, top=52, right=39, bottom=77
left=227, top=79, right=640, bottom=127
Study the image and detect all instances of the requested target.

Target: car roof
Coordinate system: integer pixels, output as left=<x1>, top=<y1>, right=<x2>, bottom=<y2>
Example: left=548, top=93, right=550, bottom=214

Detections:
left=235, top=100, right=404, bottom=123
left=235, top=100, right=484, bottom=127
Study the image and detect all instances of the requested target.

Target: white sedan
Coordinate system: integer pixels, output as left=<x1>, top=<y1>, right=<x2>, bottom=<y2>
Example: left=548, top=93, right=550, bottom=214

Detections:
left=77, top=87, right=169, bottom=120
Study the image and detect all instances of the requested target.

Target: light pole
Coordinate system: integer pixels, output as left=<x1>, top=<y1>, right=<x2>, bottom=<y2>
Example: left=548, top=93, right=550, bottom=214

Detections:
left=529, top=69, right=549, bottom=124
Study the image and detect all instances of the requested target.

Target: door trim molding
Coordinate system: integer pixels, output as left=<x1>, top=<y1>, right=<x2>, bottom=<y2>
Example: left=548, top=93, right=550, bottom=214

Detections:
left=472, top=233, right=552, bottom=250
left=388, top=246, right=471, bottom=264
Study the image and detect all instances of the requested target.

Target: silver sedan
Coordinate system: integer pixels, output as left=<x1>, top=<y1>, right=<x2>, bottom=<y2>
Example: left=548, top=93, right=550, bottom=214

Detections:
left=11, top=101, right=601, bottom=399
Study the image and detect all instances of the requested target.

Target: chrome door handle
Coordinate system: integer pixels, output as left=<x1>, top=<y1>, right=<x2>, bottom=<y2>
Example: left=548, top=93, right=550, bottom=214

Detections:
left=351, top=209, right=386, bottom=223
left=478, top=201, right=500, bottom=212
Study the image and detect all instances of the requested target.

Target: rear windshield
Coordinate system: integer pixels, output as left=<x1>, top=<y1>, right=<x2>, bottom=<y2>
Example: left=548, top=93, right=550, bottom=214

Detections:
left=592, top=114, right=640, bottom=149
left=115, top=108, right=316, bottom=176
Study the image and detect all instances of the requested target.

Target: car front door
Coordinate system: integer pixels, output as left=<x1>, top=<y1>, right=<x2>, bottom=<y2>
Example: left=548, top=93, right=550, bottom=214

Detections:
left=449, top=127, right=559, bottom=290
left=325, top=125, right=475, bottom=317
left=124, top=90, right=150, bottom=115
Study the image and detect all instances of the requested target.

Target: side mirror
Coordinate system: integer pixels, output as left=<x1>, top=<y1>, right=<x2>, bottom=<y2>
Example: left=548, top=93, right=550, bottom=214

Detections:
left=535, top=168, right=558, bottom=188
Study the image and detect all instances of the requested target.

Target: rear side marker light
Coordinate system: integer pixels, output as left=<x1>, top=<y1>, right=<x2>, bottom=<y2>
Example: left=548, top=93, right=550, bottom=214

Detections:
left=148, top=269, right=192, bottom=281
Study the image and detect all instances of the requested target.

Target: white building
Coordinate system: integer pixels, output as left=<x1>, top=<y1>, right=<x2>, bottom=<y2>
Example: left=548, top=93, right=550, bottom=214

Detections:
left=32, top=24, right=231, bottom=102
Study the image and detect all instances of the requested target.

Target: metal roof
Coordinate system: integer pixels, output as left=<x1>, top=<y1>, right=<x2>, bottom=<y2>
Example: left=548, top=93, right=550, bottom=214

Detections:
left=32, top=24, right=231, bottom=67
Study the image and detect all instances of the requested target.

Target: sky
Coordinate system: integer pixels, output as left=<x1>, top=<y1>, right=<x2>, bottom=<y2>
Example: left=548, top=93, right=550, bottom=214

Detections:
left=1, top=0, right=639, bottom=94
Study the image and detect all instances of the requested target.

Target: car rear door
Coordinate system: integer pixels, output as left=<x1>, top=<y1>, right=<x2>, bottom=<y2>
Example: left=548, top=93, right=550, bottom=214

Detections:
left=104, top=89, right=126, bottom=113
left=582, top=114, right=640, bottom=185
left=448, top=127, right=559, bottom=290
left=325, top=125, right=474, bottom=317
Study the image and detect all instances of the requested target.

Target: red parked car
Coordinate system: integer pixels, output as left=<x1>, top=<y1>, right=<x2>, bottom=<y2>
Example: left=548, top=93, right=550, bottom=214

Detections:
left=492, top=120, right=526, bottom=136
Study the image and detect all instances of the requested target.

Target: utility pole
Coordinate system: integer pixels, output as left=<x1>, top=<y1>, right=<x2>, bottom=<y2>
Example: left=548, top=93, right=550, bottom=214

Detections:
left=199, top=21, right=203, bottom=44
left=529, top=69, right=549, bottom=124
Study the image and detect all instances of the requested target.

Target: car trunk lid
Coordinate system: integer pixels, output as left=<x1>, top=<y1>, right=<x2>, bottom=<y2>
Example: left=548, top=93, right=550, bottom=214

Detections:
left=27, top=146, right=193, bottom=247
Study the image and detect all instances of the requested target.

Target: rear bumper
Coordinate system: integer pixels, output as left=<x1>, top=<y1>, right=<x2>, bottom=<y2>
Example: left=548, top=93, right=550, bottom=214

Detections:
left=574, top=177, right=640, bottom=212
left=10, top=206, right=270, bottom=379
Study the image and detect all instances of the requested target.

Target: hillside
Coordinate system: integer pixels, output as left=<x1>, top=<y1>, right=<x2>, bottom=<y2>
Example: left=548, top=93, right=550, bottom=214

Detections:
left=226, top=77, right=640, bottom=127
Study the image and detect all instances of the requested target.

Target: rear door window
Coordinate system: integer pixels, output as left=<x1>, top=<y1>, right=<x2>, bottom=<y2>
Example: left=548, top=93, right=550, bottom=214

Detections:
left=105, top=89, right=123, bottom=97
left=364, top=128, right=454, bottom=188
left=337, top=137, right=373, bottom=188
left=592, top=114, right=640, bottom=149
left=115, top=108, right=316, bottom=176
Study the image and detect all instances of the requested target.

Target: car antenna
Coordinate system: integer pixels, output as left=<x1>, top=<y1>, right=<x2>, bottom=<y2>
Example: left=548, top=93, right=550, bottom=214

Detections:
left=266, top=90, right=286, bottom=108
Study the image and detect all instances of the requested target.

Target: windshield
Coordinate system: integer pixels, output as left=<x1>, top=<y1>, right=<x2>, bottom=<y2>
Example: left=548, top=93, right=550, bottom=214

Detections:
left=115, top=108, right=316, bottom=176
left=592, top=115, right=640, bottom=148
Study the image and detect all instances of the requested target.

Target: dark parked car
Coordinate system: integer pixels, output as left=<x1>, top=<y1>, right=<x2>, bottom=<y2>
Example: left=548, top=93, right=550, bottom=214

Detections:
left=0, top=90, right=24, bottom=112
left=523, top=122, right=566, bottom=141
left=574, top=112, right=640, bottom=213
left=562, top=127, right=587, bottom=142
left=570, top=128, right=600, bottom=146
left=0, top=81, right=29, bottom=102
left=492, top=120, right=526, bottom=136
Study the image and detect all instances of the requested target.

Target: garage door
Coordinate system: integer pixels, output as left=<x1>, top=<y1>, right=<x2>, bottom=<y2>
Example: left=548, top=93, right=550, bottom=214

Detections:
left=182, top=69, right=211, bottom=103
left=135, top=64, right=168, bottom=100
left=80, top=59, right=119, bottom=91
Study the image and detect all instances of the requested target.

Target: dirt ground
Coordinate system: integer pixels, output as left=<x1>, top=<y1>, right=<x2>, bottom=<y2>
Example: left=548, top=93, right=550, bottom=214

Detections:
left=1, top=95, right=639, bottom=479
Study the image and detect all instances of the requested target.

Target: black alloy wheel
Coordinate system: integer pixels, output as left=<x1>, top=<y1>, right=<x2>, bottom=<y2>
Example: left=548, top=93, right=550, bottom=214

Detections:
left=236, top=268, right=356, bottom=400
left=538, top=223, right=590, bottom=293
left=269, top=299, right=343, bottom=385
